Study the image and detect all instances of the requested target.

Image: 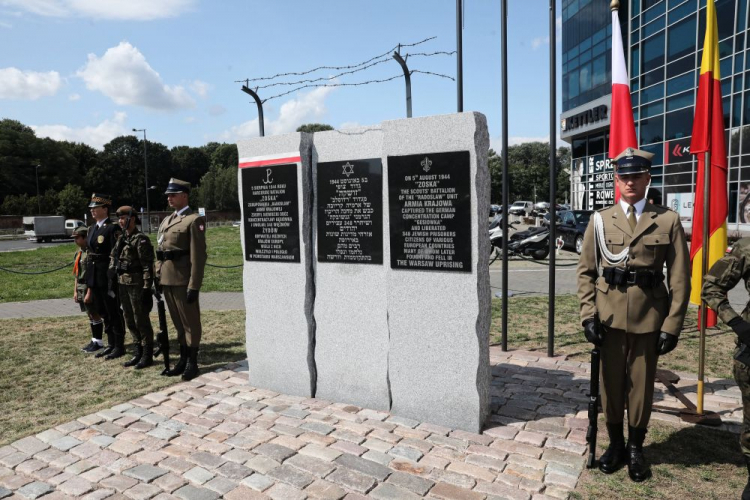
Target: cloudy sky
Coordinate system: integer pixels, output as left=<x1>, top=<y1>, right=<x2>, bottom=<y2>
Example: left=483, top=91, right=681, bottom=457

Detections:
left=0, top=0, right=563, bottom=151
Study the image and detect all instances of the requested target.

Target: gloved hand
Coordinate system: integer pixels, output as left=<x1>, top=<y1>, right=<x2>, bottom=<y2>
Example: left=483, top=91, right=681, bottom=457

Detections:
left=657, top=332, right=678, bottom=355
left=728, top=317, right=750, bottom=346
left=583, top=318, right=603, bottom=346
left=141, top=287, right=153, bottom=309
left=186, top=289, right=199, bottom=304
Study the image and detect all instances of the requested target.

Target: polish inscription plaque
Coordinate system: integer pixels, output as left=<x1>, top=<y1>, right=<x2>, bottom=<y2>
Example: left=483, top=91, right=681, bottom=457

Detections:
left=388, top=151, right=471, bottom=272
left=317, top=159, right=383, bottom=264
left=241, top=163, right=300, bottom=262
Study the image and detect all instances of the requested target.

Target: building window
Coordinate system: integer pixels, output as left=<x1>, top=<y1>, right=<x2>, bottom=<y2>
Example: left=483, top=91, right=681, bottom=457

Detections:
left=667, top=14, right=697, bottom=60
left=665, top=107, right=694, bottom=140
left=640, top=115, right=665, bottom=145
left=643, top=32, right=666, bottom=73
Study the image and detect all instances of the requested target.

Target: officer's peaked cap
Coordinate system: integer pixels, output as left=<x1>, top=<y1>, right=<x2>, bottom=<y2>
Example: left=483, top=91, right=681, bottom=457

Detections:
left=88, top=193, right=112, bottom=208
left=613, top=147, right=654, bottom=176
left=164, top=178, right=190, bottom=194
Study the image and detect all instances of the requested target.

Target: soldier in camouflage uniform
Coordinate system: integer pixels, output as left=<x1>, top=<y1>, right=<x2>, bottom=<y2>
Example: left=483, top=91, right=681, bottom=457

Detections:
left=73, top=226, right=104, bottom=352
left=110, top=206, right=155, bottom=369
left=703, top=239, right=750, bottom=500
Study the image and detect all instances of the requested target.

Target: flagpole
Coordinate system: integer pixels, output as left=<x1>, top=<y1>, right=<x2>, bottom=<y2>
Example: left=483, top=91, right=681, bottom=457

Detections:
left=698, top=150, right=711, bottom=415
left=501, top=0, right=509, bottom=352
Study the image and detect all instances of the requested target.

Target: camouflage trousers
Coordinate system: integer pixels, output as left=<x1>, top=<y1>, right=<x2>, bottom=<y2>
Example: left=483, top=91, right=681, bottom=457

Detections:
left=119, top=284, right=154, bottom=347
left=733, top=357, right=750, bottom=457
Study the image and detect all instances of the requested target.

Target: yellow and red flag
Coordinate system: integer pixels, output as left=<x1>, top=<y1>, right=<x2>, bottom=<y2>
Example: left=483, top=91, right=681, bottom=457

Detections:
left=608, top=5, right=637, bottom=203
left=690, top=0, right=728, bottom=327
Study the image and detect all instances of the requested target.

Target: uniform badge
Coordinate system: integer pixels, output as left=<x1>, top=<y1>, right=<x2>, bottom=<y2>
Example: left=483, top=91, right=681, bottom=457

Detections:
left=97, top=235, right=104, bottom=244
left=199, top=224, right=205, bottom=231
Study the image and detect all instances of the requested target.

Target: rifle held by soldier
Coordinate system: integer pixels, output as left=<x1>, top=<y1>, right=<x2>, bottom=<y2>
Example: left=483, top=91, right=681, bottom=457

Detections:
left=152, top=280, right=170, bottom=376
left=586, top=345, right=601, bottom=468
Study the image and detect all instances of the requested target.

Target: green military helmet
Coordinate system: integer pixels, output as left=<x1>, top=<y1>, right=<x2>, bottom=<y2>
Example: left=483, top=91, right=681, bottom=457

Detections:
left=116, top=205, right=141, bottom=224
left=73, top=226, right=88, bottom=238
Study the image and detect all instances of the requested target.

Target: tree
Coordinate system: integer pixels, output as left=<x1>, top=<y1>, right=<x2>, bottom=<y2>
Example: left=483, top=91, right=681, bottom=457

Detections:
left=489, top=142, right=571, bottom=204
left=171, top=145, right=210, bottom=188
left=0, top=193, right=34, bottom=215
left=194, top=165, right=238, bottom=211
left=296, top=123, right=333, bottom=133
left=57, top=184, right=87, bottom=219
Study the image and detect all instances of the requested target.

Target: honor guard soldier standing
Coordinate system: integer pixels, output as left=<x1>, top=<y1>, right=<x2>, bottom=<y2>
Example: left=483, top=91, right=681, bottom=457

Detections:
left=577, top=148, right=690, bottom=482
left=702, top=241, right=750, bottom=499
left=156, top=178, right=207, bottom=381
left=110, top=206, right=156, bottom=369
left=84, top=193, right=126, bottom=359
left=73, top=226, right=104, bottom=351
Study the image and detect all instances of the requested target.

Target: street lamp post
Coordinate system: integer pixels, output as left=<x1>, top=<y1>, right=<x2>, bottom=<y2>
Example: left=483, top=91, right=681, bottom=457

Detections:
left=132, top=128, right=150, bottom=232
left=34, top=163, right=41, bottom=214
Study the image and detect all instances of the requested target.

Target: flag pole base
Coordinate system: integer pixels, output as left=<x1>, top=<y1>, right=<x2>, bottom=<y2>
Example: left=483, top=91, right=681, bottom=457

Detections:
left=679, top=409, right=722, bottom=427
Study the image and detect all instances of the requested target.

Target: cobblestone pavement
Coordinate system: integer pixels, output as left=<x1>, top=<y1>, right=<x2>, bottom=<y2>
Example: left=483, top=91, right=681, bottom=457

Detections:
left=0, top=347, right=742, bottom=500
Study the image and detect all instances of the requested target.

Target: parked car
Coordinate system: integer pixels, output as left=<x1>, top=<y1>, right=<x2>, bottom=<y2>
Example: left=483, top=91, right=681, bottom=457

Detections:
left=508, top=200, right=533, bottom=216
left=489, top=204, right=503, bottom=216
left=555, top=210, right=594, bottom=254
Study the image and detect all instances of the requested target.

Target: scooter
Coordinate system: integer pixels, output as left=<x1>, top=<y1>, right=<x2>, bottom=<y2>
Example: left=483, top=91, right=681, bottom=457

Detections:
left=489, top=214, right=550, bottom=264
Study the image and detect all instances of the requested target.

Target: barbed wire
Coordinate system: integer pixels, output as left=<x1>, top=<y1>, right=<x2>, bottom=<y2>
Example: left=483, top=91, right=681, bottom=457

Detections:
left=236, top=36, right=437, bottom=84
left=255, top=57, right=392, bottom=90
left=411, top=70, right=455, bottom=81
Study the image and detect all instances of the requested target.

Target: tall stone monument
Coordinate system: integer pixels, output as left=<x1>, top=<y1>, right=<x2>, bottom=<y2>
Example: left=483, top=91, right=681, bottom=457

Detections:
left=237, top=133, right=315, bottom=397
left=312, top=126, right=390, bottom=410
left=383, top=112, right=491, bottom=432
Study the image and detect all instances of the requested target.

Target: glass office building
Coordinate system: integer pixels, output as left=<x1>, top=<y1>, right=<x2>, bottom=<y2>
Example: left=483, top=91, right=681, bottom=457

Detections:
left=561, top=0, right=750, bottom=230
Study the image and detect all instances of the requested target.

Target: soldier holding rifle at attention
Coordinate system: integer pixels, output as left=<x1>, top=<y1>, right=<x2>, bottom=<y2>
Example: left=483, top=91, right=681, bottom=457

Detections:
left=577, top=148, right=690, bottom=482
left=156, top=178, right=207, bottom=381
left=702, top=242, right=750, bottom=499
left=110, top=206, right=156, bottom=369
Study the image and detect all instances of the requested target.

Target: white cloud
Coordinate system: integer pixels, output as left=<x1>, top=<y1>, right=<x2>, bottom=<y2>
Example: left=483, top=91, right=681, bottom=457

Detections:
left=2, top=0, right=196, bottom=20
left=530, top=16, right=562, bottom=50
left=190, top=80, right=211, bottom=98
left=218, top=87, right=334, bottom=141
left=77, top=41, right=194, bottom=111
left=0, top=20, right=12, bottom=28
left=32, top=111, right=128, bottom=150
left=531, top=36, right=549, bottom=50
left=68, top=93, right=80, bottom=101
left=208, top=104, right=226, bottom=116
left=0, top=67, right=61, bottom=100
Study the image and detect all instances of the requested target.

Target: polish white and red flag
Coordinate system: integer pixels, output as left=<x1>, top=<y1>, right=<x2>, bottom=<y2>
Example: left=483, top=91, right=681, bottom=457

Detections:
left=608, top=6, right=638, bottom=203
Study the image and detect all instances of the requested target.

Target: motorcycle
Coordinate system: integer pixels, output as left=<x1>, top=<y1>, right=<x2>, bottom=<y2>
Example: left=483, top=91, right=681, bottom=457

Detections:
left=488, top=213, right=551, bottom=264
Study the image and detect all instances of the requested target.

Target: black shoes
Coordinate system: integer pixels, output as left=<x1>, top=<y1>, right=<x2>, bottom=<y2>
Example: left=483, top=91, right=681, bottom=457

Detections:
left=95, top=345, right=114, bottom=358
left=181, top=346, right=199, bottom=381
left=81, top=341, right=102, bottom=353
left=599, top=423, right=627, bottom=474
left=135, top=343, right=153, bottom=370
left=123, top=345, right=143, bottom=367
left=166, top=344, right=188, bottom=377
left=627, top=426, right=652, bottom=482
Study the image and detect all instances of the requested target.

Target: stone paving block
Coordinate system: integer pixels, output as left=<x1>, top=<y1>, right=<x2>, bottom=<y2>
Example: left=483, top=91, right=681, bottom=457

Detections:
left=0, top=452, right=30, bottom=468
left=266, top=482, right=306, bottom=500
left=81, top=466, right=114, bottom=483
left=102, top=474, right=140, bottom=493
left=153, top=472, right=188, bottom=493
left=49, top=436, right=82, bottom=452
left=241, top=473, right=275, bottom=492
left=0, top=472, right=33, bottom=489
left=285, top=454, right=335, bottom=478
left=187, top=452, right=225, bottom=470
left=16, top=481, right=52, bottom=499
left=173, top=484, right=220, bottom=500
left=124, top=482, right=162, bottom=500
left=300, top=422, right=335, bottom=436
left=503, top=464, right=544, bottom=482
left=429, top=481, right=486, bottom=500
left=80, top=489, right=117, bottom=500
left=474, top=481, right=531, bottom=500
left=267, top=463, right=315, bottom=489
left=298, top=445, right=341, bottom=462
left=204, top=476, right=237, bottom=495
left=541, top=449, right=585, bottom=470
left=12, top=438, right=49, bottom=457
left=66, top=459, right=96, bottom=475
left=370, top=482, right=421, bottom=500
left=388, top=446, right=423, bottom=463
left=385, top=470, right=435, bottom=496
left=429, top=469, right=476, bottom=490
left=183, top=467, right=214, bottom=485
left=361, top=450, right=392, bottom=466
left=335, top=454, right=391, bottom=481
left=303, top=479, right=346, bottom=499
left=427, top=435, right=470, bottom=452
left=246, top=455, right=281, bottom=475
left=215, top=461, right=253, bottom=481
left=482, top=426, right=518, bottom=441
left=446, top=462, right=496, bottom=483
left=490, top=441, right=543, bottom=459
left=544, top=471, right=577, bottom=489
left=159, top=457, right=194, bottom=475
left=224, top=485, right=270, bottom=500
left=124, top=464, right=169, bottom=483
left=55, top=420, right=85, bottom=434
left=15, top=459, right=46, bottom=475
left=465, top=454, right=506, bottom=472
left=58, top=476, right=93, bottom=496
left=254, top=444, right=295, bottom=463
left=30, top=466, right=62, bottom=482
left=326, top=467, right=377, bottom=494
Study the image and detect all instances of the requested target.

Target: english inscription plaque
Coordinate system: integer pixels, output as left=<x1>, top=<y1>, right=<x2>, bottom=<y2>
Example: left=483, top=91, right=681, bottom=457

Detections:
left=388, top=151, right=471, bottom=272
left=317, top=159, right=383, bottom=264
left=241, top=163, right=300, bottom=262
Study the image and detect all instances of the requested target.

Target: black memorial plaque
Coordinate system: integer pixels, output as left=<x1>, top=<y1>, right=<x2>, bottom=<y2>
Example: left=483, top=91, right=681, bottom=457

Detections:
left=241, top=163, right=300, bottom=262
left=388, top=151, right=471, bottom=272
left=317, top=159, right=383, bottom=264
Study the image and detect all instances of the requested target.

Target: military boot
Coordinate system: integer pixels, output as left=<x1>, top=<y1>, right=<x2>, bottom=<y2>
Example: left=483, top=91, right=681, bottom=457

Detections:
left=181, top=346, right=199, bottom=381
left=627, top=426, right=651, bottom=482
left=96, top=330, right=115, bottom=358
left=105, top=332, right=126, bottom=360
left=599, top=423, right=627, bottom=474
left=742, top=455, right=750, bottom=500
left=166, top=344, right=188, bottom=376
left=135, top=342, right=153, bottom=370
left=123, top=344, right=143, bottom=367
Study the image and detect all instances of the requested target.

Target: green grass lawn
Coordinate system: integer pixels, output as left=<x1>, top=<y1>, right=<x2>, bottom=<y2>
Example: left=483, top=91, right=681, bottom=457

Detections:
left=0, top=226, right=244, bottom=303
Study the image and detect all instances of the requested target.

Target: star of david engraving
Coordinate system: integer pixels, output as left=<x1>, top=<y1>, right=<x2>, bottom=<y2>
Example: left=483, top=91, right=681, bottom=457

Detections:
left=342, top=162, right=355, bottom=178
left=421, top=157, right=432, bottom=172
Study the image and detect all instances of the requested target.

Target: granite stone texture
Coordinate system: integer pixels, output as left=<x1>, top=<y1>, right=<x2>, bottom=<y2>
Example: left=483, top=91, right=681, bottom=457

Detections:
left=311, top=126, right=390, bottom=411
left=236, top=133, right=316, bottom=397
left=382, top=112, right=491, bottom=432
